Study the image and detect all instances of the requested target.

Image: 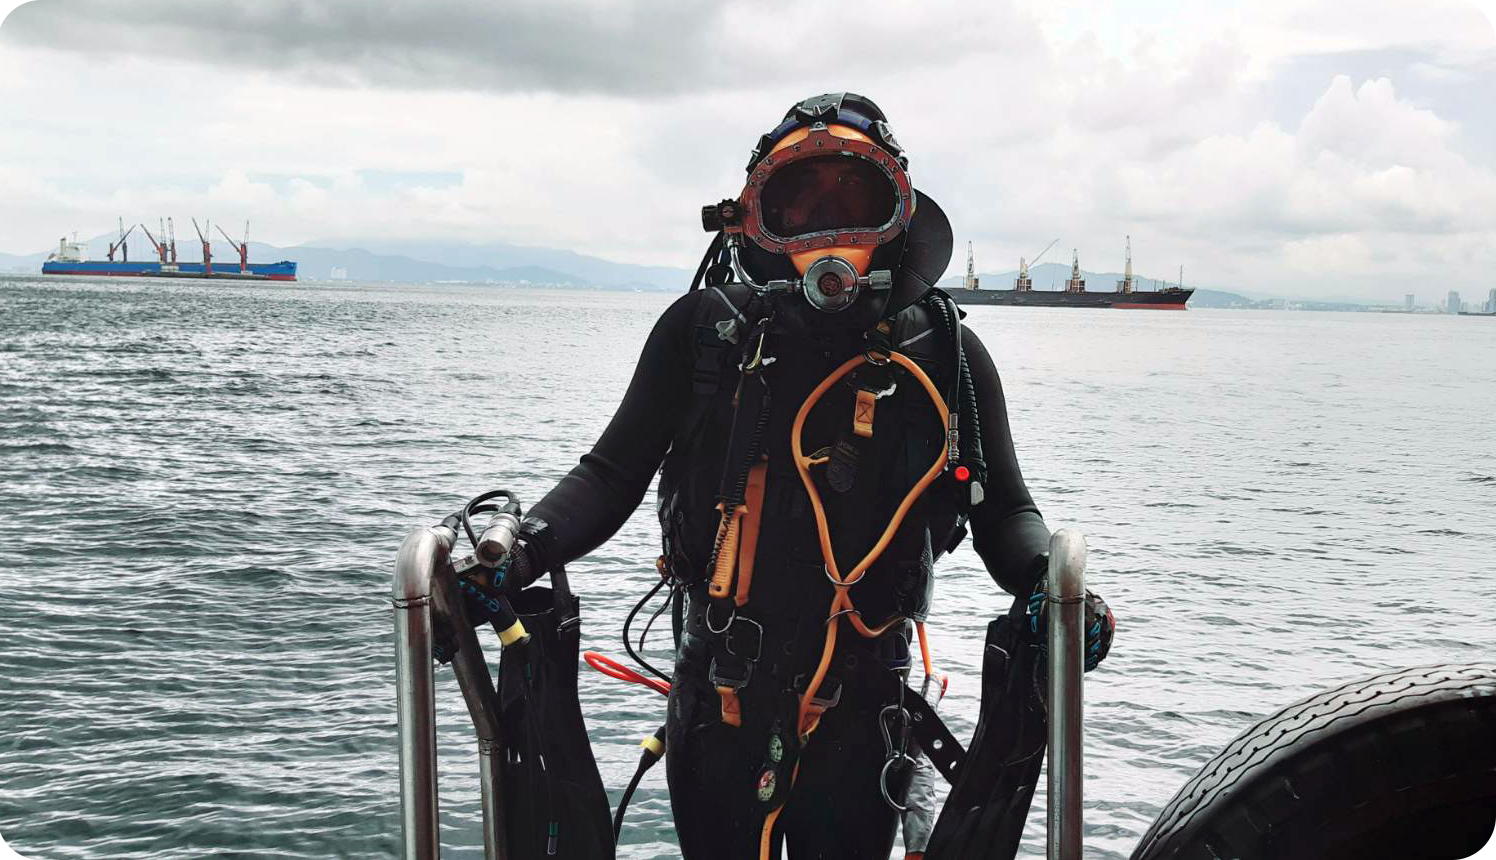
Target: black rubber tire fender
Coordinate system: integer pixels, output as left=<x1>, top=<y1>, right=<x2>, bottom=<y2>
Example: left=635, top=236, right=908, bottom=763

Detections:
left=1130, top=663, right=1496, bottom=860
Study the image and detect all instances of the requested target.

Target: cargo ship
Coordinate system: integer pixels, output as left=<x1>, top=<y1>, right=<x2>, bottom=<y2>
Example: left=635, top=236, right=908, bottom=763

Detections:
left=952, top=238, right=1191, bottom=309
left=42, top=218, right=297, bottom=281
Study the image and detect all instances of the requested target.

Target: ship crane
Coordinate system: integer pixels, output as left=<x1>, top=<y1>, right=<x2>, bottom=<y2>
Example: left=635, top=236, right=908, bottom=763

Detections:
left=1115, top=236, right=1134, bottom=295
left=108, top=218, right=137, bottom=263
left=167, top=217, right=178, bottom=264
left=139, top=221, right=169, bottom=265
left=216, top=220, right=250, bottom=274
left=1015, top=237, right=1059, bottom=292
left=191, top=218, right=213, bottom=277
left=1064, top=248, right=1087, bottom=293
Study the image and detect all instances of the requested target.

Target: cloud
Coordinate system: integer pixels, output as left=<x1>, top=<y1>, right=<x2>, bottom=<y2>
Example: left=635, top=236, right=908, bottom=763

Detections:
left=1, top=0, right=1037, bottom=96
left=2, top=0, right=1494, bottom=301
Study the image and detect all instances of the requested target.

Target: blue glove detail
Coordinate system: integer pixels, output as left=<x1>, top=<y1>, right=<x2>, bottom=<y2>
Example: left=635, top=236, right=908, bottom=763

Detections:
left=1025, top=586, right=1115, bottom=672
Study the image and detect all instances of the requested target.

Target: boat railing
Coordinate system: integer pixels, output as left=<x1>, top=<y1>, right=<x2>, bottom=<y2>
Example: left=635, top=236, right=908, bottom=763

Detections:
left=1046, top=529, right=1088, bottom=860
left=392, top=522, right=1091, bottom=860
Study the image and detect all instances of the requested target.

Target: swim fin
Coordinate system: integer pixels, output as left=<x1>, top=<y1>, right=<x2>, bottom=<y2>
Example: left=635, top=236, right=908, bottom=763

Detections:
left=495, top=567, right=615, bottom=860
left=924, top=598, right=1047, bottom=860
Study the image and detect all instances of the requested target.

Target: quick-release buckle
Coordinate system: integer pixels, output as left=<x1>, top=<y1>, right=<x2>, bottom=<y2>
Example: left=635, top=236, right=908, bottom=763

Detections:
left=706, top=614, right=762, bottom=691
left=793, top=673, right=844, bottom=710
left=709, top=656, right=753, bottom=690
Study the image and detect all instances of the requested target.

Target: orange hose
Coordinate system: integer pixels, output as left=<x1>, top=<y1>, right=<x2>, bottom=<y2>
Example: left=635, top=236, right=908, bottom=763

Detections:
left=789, top=351, right=949, bottom=735
left=757, top=349, right=950, bottom=859
left=917, top=621, right=934, bottom=680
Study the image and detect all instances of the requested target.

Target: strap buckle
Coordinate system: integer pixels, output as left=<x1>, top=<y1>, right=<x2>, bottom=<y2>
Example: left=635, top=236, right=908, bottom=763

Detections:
left=709, top=656, right=753, bottom=690
left=793, top=673, right=843, bottom=710
left=707, top=614, right=762, bottom=691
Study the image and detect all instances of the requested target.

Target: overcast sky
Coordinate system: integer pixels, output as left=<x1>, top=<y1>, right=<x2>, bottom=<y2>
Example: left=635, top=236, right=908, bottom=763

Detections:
left=2, top=0, right=1494, bottom=300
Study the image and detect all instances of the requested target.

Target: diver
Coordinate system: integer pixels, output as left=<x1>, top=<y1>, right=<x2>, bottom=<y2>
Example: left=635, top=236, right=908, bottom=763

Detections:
left=471, top=93, right=1113, bottom=860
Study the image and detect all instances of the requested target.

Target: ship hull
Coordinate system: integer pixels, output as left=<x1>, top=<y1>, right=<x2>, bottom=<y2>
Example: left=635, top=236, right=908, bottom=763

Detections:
left=41, top=260, right=297, bottom=281
left=952, top=288, right=1192, bottom=309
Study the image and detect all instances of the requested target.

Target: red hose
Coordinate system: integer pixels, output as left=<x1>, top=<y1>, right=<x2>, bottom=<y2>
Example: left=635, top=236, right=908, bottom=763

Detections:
left=583, top=651, right=671, bottom=696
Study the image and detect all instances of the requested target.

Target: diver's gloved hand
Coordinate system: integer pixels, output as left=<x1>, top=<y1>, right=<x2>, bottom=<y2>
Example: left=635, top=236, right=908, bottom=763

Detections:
left=494, top=540, right=541, bottom=594
left=1025, top=585, right=1115, bottom=672
left=455, top=542, right=541, bottom=629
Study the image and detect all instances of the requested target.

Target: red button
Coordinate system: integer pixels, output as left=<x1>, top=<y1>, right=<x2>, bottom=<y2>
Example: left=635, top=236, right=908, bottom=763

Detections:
left=954, top=465, right=970, bottom=482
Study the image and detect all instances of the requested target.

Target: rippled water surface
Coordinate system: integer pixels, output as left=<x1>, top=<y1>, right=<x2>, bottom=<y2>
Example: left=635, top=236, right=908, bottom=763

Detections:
left=2, top=275, right=1494, bottom=859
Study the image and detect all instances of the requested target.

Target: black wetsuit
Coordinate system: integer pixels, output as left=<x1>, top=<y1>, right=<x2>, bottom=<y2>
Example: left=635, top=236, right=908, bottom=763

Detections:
left=523, top=290, right=1050, bottom=859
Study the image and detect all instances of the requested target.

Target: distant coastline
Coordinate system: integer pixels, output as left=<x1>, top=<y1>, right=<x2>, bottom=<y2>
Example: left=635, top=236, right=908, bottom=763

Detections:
left=0, top=235, right=1463, bottom=312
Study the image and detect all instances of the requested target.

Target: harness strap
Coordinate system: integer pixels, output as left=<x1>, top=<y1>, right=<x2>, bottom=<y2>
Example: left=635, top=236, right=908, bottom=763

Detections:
left=706, top=315, right=773, bottom=606
left=902, top=684, right=965, bottom=783
left=735, top=459, right=768, bottom=607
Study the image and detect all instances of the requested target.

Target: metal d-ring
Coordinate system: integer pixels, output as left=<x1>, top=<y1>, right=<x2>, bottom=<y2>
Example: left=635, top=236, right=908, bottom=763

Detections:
left=878, top=754, right=918, bottom=813
left=823, top=565, right=872, bottom=588
left=825, top=607, right=863, bottom=626
left=863, top=349, right=891, bottom=366
left=705, top=602, right=736, bottom=635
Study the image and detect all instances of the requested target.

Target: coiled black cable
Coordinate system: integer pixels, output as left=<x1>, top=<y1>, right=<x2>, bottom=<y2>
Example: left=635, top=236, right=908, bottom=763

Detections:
left=622, top=576, right=674, bottom=684
left=948, top=295, right=986, bottom=479
left=458, top=489, right=522, bottom=548
left=926, top=293, right=986, bottom=482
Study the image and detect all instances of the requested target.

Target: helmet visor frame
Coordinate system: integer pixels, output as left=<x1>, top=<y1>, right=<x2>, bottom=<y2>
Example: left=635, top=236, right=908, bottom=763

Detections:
left=739, top=126, right=914, bottom=256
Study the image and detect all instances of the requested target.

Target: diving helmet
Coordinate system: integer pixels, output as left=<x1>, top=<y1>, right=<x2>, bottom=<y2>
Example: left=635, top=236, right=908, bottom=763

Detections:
left=702, top=93, right=924, bottom=317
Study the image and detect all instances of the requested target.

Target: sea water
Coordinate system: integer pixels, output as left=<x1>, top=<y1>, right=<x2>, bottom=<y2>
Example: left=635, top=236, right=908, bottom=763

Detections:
left=1, top=276, right=1493, bottom=859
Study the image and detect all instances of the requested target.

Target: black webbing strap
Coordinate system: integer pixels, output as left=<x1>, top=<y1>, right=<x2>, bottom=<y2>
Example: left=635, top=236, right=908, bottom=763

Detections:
left=904, top=684, right=967, bottom=783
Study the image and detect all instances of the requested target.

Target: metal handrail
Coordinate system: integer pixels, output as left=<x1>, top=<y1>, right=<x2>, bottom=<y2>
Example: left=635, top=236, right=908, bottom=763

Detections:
left=393, top=523, right=514, bottom=860
left=1046, top=529, right=1088, bottom=860
left=392, top=525, right=454, bottom=860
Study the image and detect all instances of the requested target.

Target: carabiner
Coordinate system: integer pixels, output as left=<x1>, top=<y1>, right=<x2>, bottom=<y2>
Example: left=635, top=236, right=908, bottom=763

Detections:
left=741, top=319, right=774, bottom=374
left=878, top=753, right=918, bottom=813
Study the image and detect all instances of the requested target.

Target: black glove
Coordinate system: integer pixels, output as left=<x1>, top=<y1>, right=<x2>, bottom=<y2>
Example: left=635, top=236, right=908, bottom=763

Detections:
left=494, top=540, right=541, bottom=594
left=459, top=541, right=540, bottom=619
left=1025, top=585, right=1114, bottom=672
left=433, top=543, right=542, bottom=663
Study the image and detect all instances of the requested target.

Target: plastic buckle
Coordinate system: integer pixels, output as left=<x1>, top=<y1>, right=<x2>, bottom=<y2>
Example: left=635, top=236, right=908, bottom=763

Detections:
left=794, top=673, right=844, bottom=710
left=709, top=656, right=753, bottom=690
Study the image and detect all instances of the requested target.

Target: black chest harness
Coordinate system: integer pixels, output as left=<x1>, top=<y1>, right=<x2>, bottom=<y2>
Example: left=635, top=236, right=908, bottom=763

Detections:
left=653, top=282, right=990, bottom=833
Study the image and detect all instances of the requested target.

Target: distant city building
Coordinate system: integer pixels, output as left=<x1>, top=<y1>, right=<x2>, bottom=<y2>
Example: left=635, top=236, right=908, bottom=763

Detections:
left=330, top=267, right=349, bottom=281
left=1404, top=294, right=1415, bottom=312
left=1487, top=288, right=1496, bottom=314
left=1447, top=290, right=1462, bottom=314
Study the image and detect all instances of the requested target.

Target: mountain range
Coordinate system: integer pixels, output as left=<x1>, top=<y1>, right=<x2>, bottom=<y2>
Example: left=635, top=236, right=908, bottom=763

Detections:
left=0, top=234, right=692, bottom=290
left=1, top=234, right=1290, bottom=308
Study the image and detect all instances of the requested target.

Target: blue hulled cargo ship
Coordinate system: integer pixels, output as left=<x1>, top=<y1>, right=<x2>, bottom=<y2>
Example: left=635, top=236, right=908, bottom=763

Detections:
left=42, top=219, right=297, bottom=281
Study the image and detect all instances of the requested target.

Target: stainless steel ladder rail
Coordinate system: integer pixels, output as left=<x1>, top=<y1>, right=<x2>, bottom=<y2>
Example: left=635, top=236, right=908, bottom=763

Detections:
left=399, top=522, right=1090, bottom=860
left=393, top=524, right=511, bottom=860
left=1046, top=529, right=1088, bottom=860
left=393, top=526, right=449, bottom=860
